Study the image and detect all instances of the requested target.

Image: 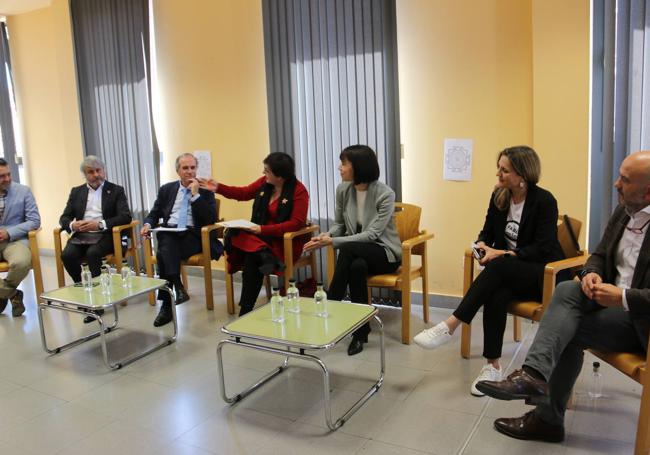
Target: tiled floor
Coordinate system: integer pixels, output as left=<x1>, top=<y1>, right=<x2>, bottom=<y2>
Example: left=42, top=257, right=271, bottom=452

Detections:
left=0, top=257, right=641, bottom=454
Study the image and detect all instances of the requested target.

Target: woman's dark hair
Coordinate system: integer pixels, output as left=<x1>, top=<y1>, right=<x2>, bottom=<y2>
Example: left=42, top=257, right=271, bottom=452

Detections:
left=263, top=152, right=296, bottom=180
left=340, top=144, right=380, bottom=184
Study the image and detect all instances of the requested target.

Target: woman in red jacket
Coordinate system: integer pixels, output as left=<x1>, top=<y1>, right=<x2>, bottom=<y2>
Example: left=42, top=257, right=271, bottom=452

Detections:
left=199, top=152, right=309, bottom=315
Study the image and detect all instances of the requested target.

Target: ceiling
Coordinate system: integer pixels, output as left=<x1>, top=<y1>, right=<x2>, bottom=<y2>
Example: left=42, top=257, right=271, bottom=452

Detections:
left=0, top=0, right=51, bottom=16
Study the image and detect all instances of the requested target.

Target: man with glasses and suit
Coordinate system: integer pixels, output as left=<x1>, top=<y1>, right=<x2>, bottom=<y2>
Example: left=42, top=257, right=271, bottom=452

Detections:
left=476, top=150, right=650, bottom=443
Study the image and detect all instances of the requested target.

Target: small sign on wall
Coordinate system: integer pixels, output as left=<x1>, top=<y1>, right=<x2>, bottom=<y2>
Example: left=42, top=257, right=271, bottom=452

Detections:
left=194, top=151, right=212, bottom=179
left=443, top=138, right=473, bottom=181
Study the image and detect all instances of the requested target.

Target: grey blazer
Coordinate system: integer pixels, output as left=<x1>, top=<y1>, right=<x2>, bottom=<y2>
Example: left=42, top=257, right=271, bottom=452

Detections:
left=328, top=181, right=402, bottom=263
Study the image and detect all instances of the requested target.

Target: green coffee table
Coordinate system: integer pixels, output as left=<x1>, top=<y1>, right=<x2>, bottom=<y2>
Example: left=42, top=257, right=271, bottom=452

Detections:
left=217, top=298, right=385, bottom=430
left=38, top=275, right=176, bottom=370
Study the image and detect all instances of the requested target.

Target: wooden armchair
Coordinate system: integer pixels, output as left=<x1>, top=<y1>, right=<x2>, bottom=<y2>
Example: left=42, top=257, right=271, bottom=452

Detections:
left=53, top=221, right=140, bottom=287
left=143, top=224, right=222, bottom=310
left=224, top=224, right=319, bottom=315
left=0, top=229, right=44, bottom=303
left=326, top=202, right=434, bottom=344
left=143, top=197, right=222, bottom=310
left=460, top=215, right=587, bottom=358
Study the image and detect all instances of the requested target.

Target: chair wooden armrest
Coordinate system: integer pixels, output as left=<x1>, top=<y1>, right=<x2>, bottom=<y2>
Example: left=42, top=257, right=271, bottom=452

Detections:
left=326, top=244, right=336, bottom=284
left=539, top=253, right=589, bottom=314
left=28, top=228, right=43, bottom=302
left=111, top=221, right=139, bottom=272
left=200, top=224, right=222, bottom=265
left=283, top=225, right=319, bottom=290
left=401, top=231, right=434, bottom=252
left=53, top=227, right=66, bottom=287
left=283, top=224, right=319, bottom=241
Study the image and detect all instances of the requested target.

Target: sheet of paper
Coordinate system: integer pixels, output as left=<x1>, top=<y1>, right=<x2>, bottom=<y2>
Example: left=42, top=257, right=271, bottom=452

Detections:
left=217, top=219, right=258, bottom=229
left=194, top=151, right=212, bottom=179
left=152, top=227, right=188, bottom=233
left=443, top=138, right=473, bottom=181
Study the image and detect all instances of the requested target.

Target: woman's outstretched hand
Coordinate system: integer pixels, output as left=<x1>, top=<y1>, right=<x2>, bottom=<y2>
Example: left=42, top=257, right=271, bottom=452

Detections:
left=197, top=177, right=218, bottom=193
left=303, top=233, right=332, bottom=253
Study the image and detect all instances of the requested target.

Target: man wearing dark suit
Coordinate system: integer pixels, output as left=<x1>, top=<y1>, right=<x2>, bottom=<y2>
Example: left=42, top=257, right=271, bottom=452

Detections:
left=60, top=155, right=131, bottom=283
left=476, top=151, right=650, bottom=443
left=141, top=153, right=220, bottom=327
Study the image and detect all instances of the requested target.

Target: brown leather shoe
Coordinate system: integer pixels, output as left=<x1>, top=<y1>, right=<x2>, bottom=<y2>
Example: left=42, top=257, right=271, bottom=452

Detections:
left=494, top=411, right=564, bottom=442
left=475, top=368, right=547, bottom=402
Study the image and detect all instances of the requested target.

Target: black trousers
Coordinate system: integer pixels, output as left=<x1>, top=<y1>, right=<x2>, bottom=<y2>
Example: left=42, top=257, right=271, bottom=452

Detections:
left=238, top=250, right=270, bottom=316
left=328, top=241, right=399, bottom=338
left=156, top=231, right=202, bottom=301
left=61, top=235, right=114, bottom=283
left=453, top=256, right=542, bottom=359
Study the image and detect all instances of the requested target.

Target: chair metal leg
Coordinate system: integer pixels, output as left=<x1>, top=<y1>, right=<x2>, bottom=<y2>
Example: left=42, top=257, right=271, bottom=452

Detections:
left=461, top=322, right=471, bottom=359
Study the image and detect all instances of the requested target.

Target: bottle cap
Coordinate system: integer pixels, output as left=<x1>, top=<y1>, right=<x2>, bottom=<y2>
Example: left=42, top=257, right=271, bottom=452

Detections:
left=317, top=282, right=323, bottom=286
left=122, top=259, right=128, bottom=264
left=272, top=287, right=279, bottom=291
left=289, top=279, right=296, bottom=284
left=593, top=361, right=600, bottom=369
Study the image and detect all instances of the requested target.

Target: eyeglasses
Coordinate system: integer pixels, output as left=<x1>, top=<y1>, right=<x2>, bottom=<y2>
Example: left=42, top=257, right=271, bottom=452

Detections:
left=625, top=218, right=650, bottom=234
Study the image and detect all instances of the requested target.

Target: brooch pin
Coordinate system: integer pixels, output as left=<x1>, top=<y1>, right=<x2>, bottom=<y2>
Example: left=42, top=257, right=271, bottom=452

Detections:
left=260, top=191, right=264, bottom=196
left=282, top=198, right=288, bottom=204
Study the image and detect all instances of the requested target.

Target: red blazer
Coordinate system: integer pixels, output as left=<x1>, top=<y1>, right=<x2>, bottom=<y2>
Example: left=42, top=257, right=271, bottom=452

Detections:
left=217, top=176, right=310, bottom=266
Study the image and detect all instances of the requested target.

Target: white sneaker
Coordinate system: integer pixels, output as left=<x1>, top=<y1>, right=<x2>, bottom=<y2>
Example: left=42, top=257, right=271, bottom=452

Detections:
left=470, top=364, right=502, bottom=396
left=413, top=322, right=453, bottom=349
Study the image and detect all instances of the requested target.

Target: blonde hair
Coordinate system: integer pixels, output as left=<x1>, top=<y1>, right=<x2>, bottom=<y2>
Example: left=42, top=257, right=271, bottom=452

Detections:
left=493, top=146, right=541, bottom=210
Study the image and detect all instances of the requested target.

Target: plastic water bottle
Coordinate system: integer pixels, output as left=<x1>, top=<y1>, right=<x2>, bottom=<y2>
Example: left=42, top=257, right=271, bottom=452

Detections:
left=588, top=361, right=603, bottom=399
left=286, top=279, right=300, bottom=313
left=314, top=282, right=328, bottom=318
left=120, top=260, right=132, bottom=288
left=81, top=262, right=93, bottom=291
left=270, top=287, right=285, bottom=323
left=100, top=266, right=111, bottom=296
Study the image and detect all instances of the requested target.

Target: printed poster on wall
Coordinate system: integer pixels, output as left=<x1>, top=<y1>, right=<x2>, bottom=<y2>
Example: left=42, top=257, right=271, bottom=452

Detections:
left=443, top=138, right=473, bottom=181
left=194, top=151, right=212, bottom=179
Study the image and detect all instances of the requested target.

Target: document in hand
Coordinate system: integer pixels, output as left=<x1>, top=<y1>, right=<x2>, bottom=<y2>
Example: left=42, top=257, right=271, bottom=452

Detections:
left=216, top=219, right=259, bottom=229
left=152, top=227, right=188, bottom=233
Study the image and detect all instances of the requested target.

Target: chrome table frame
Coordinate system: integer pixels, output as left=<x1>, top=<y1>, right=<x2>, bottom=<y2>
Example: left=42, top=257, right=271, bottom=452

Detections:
left=38, top=283, right=177, bottom=370
left=217, top=313, right=384, bottom=431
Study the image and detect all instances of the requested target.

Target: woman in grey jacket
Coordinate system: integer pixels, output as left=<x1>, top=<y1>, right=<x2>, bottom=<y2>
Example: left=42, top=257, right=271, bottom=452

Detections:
left=304, top=145, right=401, bottom=355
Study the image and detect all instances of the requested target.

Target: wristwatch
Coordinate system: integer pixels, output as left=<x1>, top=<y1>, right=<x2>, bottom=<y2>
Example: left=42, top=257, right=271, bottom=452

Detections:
left=98, top=220, right=106, bottom=230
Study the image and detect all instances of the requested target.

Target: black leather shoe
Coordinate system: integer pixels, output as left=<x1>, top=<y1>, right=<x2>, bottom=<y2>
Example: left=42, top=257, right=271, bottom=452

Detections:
left=175, top=287, right=190, bottom=305
left=83, top=309, right=105, bottom=324
left=153, top=304, right=173, bottom=327
left=0, top=298, right=7, bottom=314
left=476, top=368, right=548, bottom=402
left=494, top=411, right=564, bottom=442
left=10, top=290, right=24, bottom=317
left=347, top=337, right=365, bottom=356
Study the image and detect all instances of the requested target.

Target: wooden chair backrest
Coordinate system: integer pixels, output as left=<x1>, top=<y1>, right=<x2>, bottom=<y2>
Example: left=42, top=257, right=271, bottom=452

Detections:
left=395, top=202, right=424, bottom=255
left=557, top=215, right=582, bottom=259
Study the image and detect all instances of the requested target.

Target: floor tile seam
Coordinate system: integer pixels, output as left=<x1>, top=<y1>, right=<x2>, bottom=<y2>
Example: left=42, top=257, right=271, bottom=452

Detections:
left=25, top=371, right=126, bottom=401
left=456, top=321, right=537, bottom=455
left=355, top=438, right=433, bottom=454
left=565, top=428, right=639, bottom=445
left=50, top=417, right=120, bottom=455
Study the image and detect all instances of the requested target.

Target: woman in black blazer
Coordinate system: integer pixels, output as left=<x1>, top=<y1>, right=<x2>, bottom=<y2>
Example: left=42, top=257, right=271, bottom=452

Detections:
left=414, top=146, right=565, bottom=396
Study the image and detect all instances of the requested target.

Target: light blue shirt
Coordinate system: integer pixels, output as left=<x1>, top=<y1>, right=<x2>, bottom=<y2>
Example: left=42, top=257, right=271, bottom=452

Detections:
left=167, top=182, right=199, bottom=227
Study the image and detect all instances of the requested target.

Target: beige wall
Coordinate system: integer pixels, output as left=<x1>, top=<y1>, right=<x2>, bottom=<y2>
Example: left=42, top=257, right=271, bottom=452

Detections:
left=396, top=0, right=590, bottom=298
left=8, top=0, right=84, bottom=249
left=396, top=0, right=535, bottom=296
left=152, top=0, right=270, bottom=223
left=532, top=0, right=590, bottom=241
